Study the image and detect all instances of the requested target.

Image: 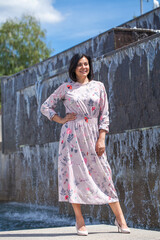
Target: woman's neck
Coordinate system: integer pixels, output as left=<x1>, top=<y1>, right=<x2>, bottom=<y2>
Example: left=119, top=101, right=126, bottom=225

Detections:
left=76, top=77, right=89, bottom=84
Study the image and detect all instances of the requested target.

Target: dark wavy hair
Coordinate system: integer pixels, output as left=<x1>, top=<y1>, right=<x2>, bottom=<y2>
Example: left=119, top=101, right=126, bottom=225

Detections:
left=69, top=54, right=94, bottom=82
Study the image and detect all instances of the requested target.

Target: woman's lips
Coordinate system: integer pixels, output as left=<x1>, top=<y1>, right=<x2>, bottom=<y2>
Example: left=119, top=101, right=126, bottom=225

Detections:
left=80, top=71, right=88, bottom=74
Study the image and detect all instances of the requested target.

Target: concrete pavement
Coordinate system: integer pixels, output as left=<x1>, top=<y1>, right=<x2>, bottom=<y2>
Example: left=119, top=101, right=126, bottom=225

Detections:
left=0, top=224, right=159, bottom=240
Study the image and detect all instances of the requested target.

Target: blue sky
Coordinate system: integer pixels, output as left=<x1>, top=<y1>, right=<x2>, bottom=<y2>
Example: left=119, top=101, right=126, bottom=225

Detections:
left=0, top=0, right=155, bottom=55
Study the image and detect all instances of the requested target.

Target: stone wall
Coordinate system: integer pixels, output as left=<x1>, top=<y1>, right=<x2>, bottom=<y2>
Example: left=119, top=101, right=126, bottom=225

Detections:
left=120, top=7, right=160, bottom=30
left=1, top=9, right=160, bottom=229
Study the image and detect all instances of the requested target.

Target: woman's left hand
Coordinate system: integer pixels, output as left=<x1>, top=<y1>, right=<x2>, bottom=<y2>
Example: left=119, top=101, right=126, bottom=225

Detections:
left=95, top=138, right=105, bottom=157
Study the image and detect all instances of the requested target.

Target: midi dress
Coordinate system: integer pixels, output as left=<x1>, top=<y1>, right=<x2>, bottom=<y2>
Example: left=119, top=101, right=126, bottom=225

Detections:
left=41, top=80, right=119, bottom=205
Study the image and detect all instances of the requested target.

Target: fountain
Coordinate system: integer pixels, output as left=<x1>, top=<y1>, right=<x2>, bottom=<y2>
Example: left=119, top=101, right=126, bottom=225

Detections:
left=0, top=7, right=160, bottom=230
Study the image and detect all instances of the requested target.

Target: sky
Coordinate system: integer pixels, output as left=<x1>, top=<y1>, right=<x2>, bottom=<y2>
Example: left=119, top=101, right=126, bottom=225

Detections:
left=0, top=0, right=156, bottom=56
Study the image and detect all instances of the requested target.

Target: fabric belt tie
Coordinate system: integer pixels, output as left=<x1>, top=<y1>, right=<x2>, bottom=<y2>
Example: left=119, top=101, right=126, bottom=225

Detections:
left=74, top=114, right=98, bottom=124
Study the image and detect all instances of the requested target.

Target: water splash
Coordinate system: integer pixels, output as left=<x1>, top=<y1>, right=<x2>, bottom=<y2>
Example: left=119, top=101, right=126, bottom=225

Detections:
left=15, top=92, right=20, bottom=149
left=0, top=202, right=75, bottom=231
left=106, top=126, right=160, bottom=229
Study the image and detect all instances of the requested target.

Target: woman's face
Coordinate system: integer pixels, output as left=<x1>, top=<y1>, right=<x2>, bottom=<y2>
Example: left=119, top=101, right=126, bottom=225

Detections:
left=75, top=56, right=90, bottom=80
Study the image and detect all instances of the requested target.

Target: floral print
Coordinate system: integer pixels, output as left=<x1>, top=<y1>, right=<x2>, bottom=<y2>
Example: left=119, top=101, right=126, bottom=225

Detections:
left=41, top=80, right=118, bottom=204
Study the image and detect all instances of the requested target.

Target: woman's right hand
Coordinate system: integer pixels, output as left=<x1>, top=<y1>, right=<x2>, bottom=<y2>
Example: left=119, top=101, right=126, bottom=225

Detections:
left=60, top=113, right=77, bottom=124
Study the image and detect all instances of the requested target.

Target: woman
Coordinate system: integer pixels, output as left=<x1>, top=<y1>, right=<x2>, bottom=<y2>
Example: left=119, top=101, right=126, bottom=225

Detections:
left=41, top=54, right=130, bottom=235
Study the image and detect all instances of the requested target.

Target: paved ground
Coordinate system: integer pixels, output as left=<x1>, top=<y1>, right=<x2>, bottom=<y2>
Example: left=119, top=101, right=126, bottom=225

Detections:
left=0, top=224, right=159, bottom=240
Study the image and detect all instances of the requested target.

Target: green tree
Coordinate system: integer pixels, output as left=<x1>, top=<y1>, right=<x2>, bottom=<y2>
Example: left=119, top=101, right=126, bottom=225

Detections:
left=0, top=15, right=53, bottom=76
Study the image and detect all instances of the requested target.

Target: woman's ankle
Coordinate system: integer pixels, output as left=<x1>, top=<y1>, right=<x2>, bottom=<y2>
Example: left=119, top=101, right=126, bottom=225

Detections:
left=76, top=217, right=85, bottom=226
left=116, top=217, right=128, bottom=228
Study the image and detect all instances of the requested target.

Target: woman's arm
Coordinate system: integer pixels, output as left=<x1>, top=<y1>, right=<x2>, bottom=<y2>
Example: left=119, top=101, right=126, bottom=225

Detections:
left=98, top=129, right=107, bottom=140
left=41, top=83, right=66, bottom=121
left=51, top=113, right=77, bottom=124
left=96, top=83, right=109, bottom=156
left=96, top=129, right=107, bottom=156
left=98, top=83, right=109, bottom=133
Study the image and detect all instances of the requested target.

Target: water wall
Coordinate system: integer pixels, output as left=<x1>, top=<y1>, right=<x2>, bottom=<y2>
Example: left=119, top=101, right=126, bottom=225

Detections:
left=0, top=10, right=160, bottom=229
left=120, top=7, right=160, bottom=29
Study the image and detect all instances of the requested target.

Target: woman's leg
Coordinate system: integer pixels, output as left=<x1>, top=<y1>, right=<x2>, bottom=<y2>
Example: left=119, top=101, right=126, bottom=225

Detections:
left=72, top=203, right=87, bottom=231
left=109, top=201, right=128, bottom=228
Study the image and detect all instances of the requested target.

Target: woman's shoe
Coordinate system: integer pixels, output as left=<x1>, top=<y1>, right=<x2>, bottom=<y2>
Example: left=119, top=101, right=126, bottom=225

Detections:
left=115, top=219, right=130, bottom=234
left=75, top=223, right=88, bottom=236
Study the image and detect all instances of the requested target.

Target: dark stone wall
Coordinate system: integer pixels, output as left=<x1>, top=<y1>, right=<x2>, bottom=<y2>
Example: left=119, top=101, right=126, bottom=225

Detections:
left=98, top=35, right=160, bottom=133
left=119, top=7, right=160, bottom=30
left=94, top=33, right=160, bottom=133
left=107, top=126, right=160, bottom=229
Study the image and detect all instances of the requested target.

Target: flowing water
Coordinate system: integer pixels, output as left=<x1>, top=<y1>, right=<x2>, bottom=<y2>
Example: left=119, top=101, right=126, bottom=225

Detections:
left=0, top=202, right=101, bottom=232
left=0, top=202, right=75, bottom=231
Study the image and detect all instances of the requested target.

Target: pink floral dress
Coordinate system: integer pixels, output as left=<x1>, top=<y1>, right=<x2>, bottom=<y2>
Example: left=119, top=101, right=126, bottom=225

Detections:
left=41, top=80, right=118, bottom=204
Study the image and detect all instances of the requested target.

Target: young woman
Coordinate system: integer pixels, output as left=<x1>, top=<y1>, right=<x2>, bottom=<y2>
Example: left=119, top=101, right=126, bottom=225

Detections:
left=41, top=54, right=130, bottom=236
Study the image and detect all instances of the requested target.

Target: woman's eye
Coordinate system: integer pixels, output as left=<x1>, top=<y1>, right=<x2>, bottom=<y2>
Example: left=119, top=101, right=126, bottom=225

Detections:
left=77, top=62, right=88, bottom=67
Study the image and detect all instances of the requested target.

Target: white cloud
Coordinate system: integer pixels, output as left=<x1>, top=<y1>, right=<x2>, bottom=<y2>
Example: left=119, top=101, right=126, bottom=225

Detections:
left=0, top=0, right=64, bottom=23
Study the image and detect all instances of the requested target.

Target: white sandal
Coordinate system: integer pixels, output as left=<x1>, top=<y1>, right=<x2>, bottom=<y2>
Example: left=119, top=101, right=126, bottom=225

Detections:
left=75, top=223, right=88, bottom=236
left=115, top=219, right=130, bottom=234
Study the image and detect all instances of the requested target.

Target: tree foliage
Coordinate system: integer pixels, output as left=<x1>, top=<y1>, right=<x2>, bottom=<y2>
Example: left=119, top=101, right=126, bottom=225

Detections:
left=0, top=15, right=53, bottom=76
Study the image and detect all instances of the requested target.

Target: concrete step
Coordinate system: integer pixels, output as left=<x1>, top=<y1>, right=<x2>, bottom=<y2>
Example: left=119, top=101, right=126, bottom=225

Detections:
left=0, top=224, right=159, bottom=240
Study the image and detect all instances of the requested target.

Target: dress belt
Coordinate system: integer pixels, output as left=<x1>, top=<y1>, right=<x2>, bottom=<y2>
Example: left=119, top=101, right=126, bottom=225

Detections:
left=74, top=114, right=98, bottom=123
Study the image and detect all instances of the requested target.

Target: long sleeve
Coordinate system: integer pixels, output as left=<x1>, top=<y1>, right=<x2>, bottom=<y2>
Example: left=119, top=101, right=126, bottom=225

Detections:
left=40, top=83, right=66, bottom=121
left=98, top=83, right=109, bottom=133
